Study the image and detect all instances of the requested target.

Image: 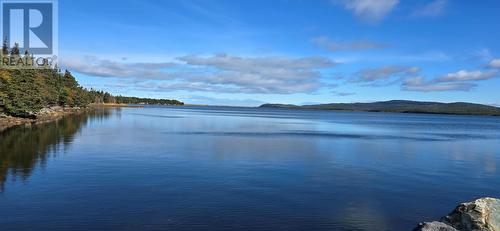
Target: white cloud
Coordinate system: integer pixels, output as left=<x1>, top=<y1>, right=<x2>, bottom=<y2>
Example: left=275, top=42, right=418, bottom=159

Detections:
left=437, top=70, right=498, bottom=82
left=61, top=56, right=177, bottom=79
left=468, top=48, right=493, bottom=62
left=182, top=95, right=265, bottom=107
left=395, top=57, right=500, bottom=92
left=311, top=36, right=388, bottom=52
left=402, top=68, right=498, bottom=92
left=353, top=65, right=420, bottom=82
left=412, top=0, right=448, bottom=18
left=156, top=82, right=242, bottom=93
left=332, top=91, right=356, bottom=96
left=179, top=54, right=337, bottom=70
left=63, top=54, right=338, bottom=95
left=402, top=76, right=476, bottom=92
left=177, top=54, right=338, bottom=94
left=489, top=59, right=500, bottom=68
left=333, top=0, right=399, bottom=23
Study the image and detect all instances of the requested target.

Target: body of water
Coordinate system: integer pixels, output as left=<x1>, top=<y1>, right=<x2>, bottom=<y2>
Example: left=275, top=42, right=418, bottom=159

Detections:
left=1, top=106, right=500, bottom=230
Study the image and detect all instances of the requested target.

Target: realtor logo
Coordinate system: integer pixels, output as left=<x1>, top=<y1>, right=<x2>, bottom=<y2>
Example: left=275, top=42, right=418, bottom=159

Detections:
left=1, top=0, right=57, bottom=56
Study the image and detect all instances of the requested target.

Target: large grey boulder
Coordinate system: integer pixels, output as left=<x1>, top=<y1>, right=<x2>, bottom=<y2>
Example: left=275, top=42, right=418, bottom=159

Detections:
left=442, top=197, right=500, bottom=231
left=413, top=221, right=458, bottom=231
left=414, top=197, right=500, bottom=231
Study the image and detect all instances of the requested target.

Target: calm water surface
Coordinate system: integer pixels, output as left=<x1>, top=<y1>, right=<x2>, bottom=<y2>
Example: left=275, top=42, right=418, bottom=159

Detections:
left=1, top=106, right=500, bottom=230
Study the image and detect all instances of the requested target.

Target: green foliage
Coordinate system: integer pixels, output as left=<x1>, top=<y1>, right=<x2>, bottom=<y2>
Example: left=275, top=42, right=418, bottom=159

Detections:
left=88, top=91, right=183, bottom=105
left=10, top=43, right=20, bottom=56
left=2, top=38, right=8, bottom=55
left=0, top=48, right=93, bottom=117
left=0, top=70, right=43, bottom=117
left=103, top=92, right=116, bottom=104
left=0, top=67, right=108, bottom=117
left=115, top=96, right=183, bottom=105
left=86, top=90, right=114, bottom=104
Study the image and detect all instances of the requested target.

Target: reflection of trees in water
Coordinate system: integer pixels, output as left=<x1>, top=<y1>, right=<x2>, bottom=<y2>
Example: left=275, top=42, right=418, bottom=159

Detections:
left=0, top=108, right=115, bottom=192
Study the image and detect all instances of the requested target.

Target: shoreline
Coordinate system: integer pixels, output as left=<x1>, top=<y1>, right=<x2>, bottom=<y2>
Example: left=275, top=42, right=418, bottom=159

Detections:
left=3, top=102, right=499, bottom=133
left=0, top=106, right=85, bottom=132
left=261, top=106, right=500, bottom=117
left=414, top=197, right=499, bottom=231
left=88, top=103, right=145, bottom=108
left=259, top=100, right=500, bottom=117
left=0, top=104, right=138, bottom=132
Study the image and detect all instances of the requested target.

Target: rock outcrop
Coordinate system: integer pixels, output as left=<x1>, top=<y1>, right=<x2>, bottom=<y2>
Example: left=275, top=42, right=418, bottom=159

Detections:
left=413, top=221, right=458, bottom=231
left=0, top=106, right=83, bottom=132
left=414, top=197, right=500, bottom=231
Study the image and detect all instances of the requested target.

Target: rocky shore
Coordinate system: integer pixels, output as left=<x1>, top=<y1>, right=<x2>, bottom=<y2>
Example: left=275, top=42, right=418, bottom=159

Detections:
left=414, top=197, right=500, bottom=231
left=0, top=106, right=84, bottom=132
left=0, top=104, right=144, bottom=132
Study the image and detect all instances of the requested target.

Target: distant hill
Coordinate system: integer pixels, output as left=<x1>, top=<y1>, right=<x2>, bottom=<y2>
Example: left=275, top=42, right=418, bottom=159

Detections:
left=259, top=100, right=500, bottom=116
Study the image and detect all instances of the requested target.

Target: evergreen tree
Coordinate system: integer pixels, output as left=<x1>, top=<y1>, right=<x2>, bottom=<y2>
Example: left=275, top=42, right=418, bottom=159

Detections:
left=1, top=38, right=8, bottom=55
left=10, top=43, right=20, bottom=55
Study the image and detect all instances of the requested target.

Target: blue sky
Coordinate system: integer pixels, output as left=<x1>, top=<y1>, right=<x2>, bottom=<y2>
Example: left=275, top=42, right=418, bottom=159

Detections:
left=58, top=0, right=500, bottom=106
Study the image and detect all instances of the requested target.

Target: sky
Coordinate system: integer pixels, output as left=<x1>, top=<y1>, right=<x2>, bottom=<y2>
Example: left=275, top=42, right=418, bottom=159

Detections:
left=57, top=0, right=500, bottom=106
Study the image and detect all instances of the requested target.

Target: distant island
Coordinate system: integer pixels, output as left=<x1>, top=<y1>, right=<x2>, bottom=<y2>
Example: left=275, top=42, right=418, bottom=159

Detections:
left=260, top=100, right=500, bottom=116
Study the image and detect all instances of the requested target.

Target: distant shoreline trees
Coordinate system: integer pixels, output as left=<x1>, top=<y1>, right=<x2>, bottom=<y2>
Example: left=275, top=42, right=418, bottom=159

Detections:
left=115, top=96, right=183, bottom=105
